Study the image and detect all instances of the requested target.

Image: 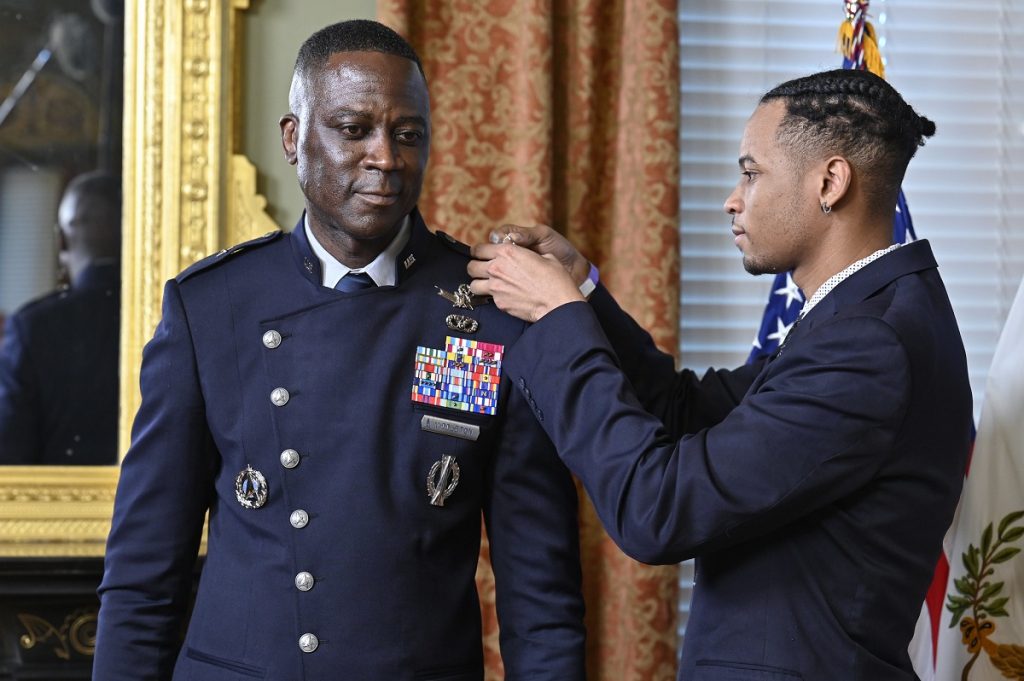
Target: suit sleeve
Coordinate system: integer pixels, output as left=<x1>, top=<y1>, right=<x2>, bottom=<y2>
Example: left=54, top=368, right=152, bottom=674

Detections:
left=482, top=343, right=586, bottom=680
left=93, top=281, right=216, bottom=680
left=0, top=312, right=39, bottom=462
left=505, top=300, right=911, bottom=565
left=588, top=285, right=763, bottom=436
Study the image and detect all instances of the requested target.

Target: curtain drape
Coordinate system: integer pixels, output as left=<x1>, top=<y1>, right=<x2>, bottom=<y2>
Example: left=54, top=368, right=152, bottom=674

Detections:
left=379, top=2, right=681, bottom=679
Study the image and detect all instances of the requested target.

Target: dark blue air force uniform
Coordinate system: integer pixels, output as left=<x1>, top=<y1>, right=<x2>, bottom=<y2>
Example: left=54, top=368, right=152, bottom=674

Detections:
left=503, top=240, right=972, bottom=680
left=0, top=263, right=120, bottom=465
left=93, top=212, right=585, bottom=680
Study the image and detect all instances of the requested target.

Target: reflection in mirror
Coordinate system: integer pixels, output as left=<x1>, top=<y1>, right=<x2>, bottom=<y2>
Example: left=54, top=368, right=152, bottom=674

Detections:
left=0, top=0, right=123, bottom=465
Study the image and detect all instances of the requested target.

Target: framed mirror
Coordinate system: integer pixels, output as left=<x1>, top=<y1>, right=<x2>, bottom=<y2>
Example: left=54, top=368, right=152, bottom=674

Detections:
left=0, top=0, right=374, bottom=557
left=0, top=0, right=124, bottom=555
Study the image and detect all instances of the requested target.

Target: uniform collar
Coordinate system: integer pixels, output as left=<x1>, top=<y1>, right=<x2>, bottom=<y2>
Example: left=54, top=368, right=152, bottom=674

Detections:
left=303, top=214, right=411, bottom=288
left=290, top=209, right=430, bottom=289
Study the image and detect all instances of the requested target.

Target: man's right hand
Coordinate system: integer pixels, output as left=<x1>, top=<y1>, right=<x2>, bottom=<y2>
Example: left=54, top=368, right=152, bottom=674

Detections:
left=482, top=224, right=591, bottom=288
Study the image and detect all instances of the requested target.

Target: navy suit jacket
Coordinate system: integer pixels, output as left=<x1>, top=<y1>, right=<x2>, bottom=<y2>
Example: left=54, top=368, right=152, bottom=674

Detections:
left=94, top=213, right=585, bottom=681
left=505, top=240, right=971, bottom=680
left=0, top=263, right=120, bottom=465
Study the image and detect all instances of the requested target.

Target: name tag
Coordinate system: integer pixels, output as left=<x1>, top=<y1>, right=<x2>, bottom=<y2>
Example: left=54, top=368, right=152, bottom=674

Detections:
left=420, top=415, right=480, bottom=441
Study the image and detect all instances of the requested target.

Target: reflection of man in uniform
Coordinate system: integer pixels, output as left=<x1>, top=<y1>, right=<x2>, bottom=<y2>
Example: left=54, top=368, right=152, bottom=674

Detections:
left=94, top=21, right=585, bottom=680
left=0, top=170, right=120, bottom=465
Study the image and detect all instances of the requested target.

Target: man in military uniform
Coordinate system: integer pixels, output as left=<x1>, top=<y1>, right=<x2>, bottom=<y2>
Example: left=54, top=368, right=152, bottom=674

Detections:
left=0, top=170, right=120, bottom=465
left=93, top=21, right=585, bottom=680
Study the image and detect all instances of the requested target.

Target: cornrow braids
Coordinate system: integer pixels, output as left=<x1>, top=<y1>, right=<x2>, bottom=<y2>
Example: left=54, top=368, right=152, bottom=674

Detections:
left=294, top=20, right=424, bottom=81
left=760, top=69, right=935, bottom=210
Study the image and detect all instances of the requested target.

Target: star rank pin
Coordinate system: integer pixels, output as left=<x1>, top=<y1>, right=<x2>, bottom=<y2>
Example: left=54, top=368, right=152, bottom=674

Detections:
left=411, top=336, right=503, bottom=416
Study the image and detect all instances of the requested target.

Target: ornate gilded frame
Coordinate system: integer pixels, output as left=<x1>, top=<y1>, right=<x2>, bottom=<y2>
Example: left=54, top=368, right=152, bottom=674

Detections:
left=0, top=0, right=276, bottom=556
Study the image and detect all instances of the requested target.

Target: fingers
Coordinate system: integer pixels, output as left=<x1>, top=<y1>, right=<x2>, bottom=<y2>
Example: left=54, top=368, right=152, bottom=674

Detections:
left=467, top=278, right=492, bottom=296
left=492, top=223, right=548, bottom=248
left=466, top=258, right=491, bottom=279
left=470, top=242, right=504, bottom=261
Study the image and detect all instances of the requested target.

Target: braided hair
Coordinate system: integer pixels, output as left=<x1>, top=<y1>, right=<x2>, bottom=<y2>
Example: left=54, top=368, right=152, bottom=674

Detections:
left=761, top=69, right=935, bottom=210
left=294, top=20, right=424, bottom=81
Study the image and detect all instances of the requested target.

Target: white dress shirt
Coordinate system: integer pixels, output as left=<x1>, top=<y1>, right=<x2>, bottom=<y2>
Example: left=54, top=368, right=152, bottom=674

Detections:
left=304, top=214, right=411, bottom=289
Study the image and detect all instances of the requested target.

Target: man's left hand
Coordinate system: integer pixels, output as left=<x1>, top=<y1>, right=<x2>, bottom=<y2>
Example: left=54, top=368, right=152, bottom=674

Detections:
left=468, top=242, right=584, bottom=322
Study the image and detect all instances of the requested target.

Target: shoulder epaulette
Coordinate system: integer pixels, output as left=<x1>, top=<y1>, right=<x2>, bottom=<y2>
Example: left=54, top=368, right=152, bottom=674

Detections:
left=176, top=230, right=283, bottom=283
left=435, top=230, right=471, bottom=257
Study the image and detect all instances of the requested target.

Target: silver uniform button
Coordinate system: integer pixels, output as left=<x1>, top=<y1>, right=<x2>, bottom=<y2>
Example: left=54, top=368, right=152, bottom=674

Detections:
left=295, top=571, right=314, bottom=591
left=280, top=449, right=300, bottom=469
left=298, top=633, right=319, bottom=653
left=289, top=509, right=309, bottom=529
left=262, top=330, right=282, bottom=349
left=270, top=387, right=290, bottom=407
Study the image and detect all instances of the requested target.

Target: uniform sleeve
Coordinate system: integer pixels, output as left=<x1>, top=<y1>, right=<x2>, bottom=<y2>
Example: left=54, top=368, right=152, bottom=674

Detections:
left=588, top=285, right=763, bottom=437
left=93, top=281, right=216, bottom=680
left=505, top=300, right=911, bottom=565
left=482, top=354, right=586, bottom=680
left=0, top=312, right=39, bottom=462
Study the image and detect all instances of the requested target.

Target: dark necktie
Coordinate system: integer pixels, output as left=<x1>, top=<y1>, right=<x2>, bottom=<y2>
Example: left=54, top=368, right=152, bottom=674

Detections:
left=334, top=271, right=376, bottom=293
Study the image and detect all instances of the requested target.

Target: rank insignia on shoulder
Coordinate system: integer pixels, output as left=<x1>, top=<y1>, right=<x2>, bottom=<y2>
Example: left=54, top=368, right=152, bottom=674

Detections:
left=411, top=336, right=504, bottom=416
left=177, top=230, right=283, bottom=283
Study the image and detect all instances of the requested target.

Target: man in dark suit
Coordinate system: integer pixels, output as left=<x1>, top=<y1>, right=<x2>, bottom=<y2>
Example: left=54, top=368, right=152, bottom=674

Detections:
left=0, top=170, right=120, bottom=465
left=468, top=69, right=972, bottom=680
left=93, top=20, right=585, bottom=681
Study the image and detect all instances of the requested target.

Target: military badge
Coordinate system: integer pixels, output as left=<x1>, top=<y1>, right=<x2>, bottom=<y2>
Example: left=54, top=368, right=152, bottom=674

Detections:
left=445, top=314, right=478, bottom=334
left=435, top=283, right=490, bottom=310
left=411, top=336, right=503, bottom=416
left=235, top=465, right=268, bottom=509
left=427, top=454, right=460, bottom=507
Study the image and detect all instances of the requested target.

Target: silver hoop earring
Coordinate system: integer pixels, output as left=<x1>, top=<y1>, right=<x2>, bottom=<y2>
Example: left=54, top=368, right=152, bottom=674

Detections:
left=821, top=201, right=832, bottom=215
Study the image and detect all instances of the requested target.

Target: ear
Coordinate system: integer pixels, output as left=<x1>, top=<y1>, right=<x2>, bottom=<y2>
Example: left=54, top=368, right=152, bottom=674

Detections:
left=280, top=114, right=299, bottom=165
left=819, top=156, right=852, bottom=210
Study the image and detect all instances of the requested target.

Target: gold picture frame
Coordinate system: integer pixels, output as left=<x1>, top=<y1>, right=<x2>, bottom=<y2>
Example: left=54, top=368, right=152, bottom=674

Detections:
left=0, top=0, right=276, bottom=557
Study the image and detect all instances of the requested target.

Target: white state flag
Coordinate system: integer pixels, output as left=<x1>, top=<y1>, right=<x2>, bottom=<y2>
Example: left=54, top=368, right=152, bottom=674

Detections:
left=934, top=277, right=1024, bottom=680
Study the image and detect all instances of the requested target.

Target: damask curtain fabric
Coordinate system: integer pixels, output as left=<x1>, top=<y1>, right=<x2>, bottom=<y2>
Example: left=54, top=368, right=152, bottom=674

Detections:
left=378, top=2, right=681, bottom=679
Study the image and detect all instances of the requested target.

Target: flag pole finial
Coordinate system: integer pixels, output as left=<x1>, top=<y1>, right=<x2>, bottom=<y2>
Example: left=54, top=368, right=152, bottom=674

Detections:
left=838, top=0, right=885, bottom=78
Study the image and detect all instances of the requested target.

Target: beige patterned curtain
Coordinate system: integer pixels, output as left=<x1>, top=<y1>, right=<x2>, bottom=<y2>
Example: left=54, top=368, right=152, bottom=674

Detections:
left=379, top=2, right=681, bottom=679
